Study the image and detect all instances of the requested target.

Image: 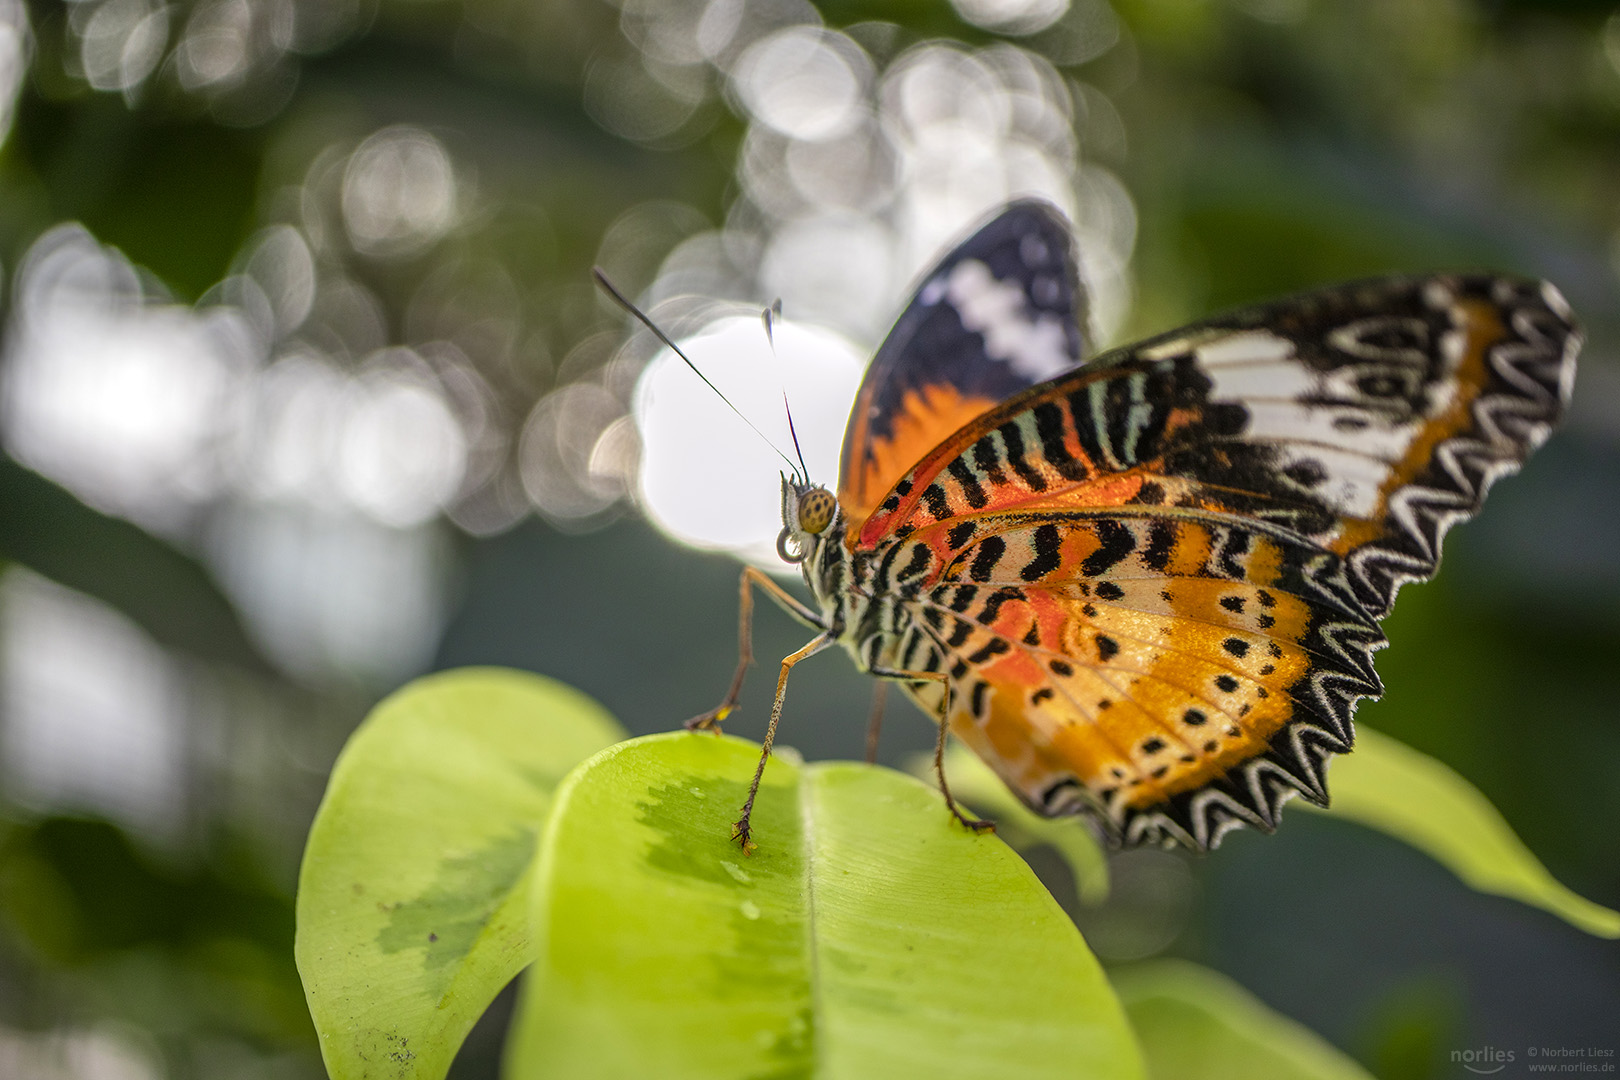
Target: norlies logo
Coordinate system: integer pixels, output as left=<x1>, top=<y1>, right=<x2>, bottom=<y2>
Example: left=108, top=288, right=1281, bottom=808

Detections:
left=1453, top=1047, right=1516, bottom=1075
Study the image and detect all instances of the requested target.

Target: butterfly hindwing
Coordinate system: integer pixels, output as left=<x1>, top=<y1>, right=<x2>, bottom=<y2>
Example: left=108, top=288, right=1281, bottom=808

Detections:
left=837, top=201, right=1091, bottom=536
left=851, top=273, right=1578, bottom=847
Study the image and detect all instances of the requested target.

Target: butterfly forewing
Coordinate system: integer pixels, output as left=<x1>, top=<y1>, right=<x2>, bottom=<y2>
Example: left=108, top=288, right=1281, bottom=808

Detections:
left=837, top=200, right=1091, bottom=536
left=848, top=272, right=1578, bottom=848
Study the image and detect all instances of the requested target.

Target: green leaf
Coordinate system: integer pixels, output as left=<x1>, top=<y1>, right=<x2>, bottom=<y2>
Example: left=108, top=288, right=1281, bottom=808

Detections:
left=1313, top=725, right=1620, bottom=939
left=509, top=732, right=1145, bottom=1080
left=295, top=668, right=625, bottom=1080
left=917, top=745, right=1110, bottom=905
left=1113, top=960, right=1374, bottom=1080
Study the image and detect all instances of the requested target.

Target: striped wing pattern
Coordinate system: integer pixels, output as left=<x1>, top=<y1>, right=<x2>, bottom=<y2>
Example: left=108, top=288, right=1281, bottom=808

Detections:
left=846, top=274, right=1578, bottom=848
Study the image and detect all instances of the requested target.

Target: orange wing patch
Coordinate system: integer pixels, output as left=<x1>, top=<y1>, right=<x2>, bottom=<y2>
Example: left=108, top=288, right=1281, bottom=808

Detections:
left=839, top=382, right=998, bottom=538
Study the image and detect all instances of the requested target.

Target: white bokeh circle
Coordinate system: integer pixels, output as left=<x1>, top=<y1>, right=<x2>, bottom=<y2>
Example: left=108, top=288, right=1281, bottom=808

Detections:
left=634, top=316, right=866, bottom=568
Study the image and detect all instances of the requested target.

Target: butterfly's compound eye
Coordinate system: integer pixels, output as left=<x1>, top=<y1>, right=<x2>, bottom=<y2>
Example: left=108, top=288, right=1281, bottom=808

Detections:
left=797, top=488, right=837, bottom=534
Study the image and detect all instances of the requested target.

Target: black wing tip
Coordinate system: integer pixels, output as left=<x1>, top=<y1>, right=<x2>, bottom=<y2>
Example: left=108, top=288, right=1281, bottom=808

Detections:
left=1342, top=272, right=1581, bottom=619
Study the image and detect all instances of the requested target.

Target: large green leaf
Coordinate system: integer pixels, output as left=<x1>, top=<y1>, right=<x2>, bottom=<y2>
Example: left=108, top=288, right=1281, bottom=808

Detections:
left=1113, top=960, right=1374, bottom=1080
left=1313, top=726, right=1620, bottom=939
left=295, top=668, right=625, bottom=1080
left=509, top=732, right=1145, bottom=1080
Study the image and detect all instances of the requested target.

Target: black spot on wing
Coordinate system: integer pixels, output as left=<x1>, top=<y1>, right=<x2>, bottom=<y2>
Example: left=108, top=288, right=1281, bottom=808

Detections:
left=970, top=681, right=989, bottom=717
left=1134, top=481, right=1165, bottom=505
left=978, top=586, right=1023, bottom=625
left=1142, top=521, right=1175, bottom=572
left=1080, top=520, right=1135, bottom=576
left=1021, top=523, right=1063, bottom=581
left=966, top=638, right=1011, bottom=664
left=969, top=535, right=1007, bottom=582
left=896, top=544, right=931, bottom=583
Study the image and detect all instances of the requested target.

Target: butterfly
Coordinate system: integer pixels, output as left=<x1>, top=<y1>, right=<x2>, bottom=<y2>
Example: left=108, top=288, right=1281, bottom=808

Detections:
left=685, top=200, right=1580, bottom=852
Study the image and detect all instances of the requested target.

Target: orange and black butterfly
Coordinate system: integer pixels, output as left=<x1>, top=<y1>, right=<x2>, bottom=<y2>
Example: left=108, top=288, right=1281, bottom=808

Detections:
left=689, top=200, right=1580, bottom=852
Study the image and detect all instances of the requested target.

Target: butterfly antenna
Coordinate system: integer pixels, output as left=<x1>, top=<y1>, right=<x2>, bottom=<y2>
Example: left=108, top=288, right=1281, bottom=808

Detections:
left=593, top=268, right=800, bottom=477
left=760, top=299, right=812, bottom=485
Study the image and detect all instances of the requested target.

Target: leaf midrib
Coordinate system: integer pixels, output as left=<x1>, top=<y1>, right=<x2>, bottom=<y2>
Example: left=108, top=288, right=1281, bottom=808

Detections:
left=799, top=763, right=825, bottom=1079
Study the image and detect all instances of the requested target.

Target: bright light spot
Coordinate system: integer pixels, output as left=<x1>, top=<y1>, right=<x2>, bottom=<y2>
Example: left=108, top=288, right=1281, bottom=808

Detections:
left=518, top=381, right=629, bottom=527
left=883, top=46, right=1011, bottom=144
left=735, top=27, right=868, bottom=142
left=783, top=118, right=898, bottom=213
left=1072, top=164, right=1137, bottom=344
left=78, top=0, right=169, bottom=95
left=695, top=0, right=743, bottom=60
left=634, top=316, right=865, bottom=567
left=758, top=215, right=896, bottom=340
left=583, top=54, right=702, bottom=145
left=337, top=360, right=467, bottom=528
left=1, top=226, right=253, bottom=528
left=950, top=0, right=1070, bottom=36
left=0, top=0, right=27, bottom=148
left=207, top=502, right=451, bottom=685
left=239, top=223, right=316, bottom=337
left=176, top=0, right=256, bottom=91
left=342, top=126, right=458, bottom=258
left=0, top=1022, right=163, bottom=1080
left=231, top=349, right=469, bottom=528
left=234, top=350, right=345, bottom=504
left=0, top=569, right=187, bottom=840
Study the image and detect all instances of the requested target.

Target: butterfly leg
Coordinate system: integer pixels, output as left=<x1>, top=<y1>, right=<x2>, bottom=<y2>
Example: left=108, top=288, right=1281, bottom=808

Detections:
left=733, top=631, right=837, bottom=854
left=869, top=666, right=995, bottom=835
left=863, top=681, right=887, bottom=765
left=688, top=566, right=828, bottom=734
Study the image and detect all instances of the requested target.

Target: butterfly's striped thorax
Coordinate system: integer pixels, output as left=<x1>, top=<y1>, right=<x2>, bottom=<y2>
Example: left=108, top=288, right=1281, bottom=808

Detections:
left=802, top=517, right=917, bottom=676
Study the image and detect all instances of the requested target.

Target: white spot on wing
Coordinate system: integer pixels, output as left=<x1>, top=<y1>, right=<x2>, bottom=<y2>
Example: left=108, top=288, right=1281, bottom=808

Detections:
left=1239, top=401, right=1419, bottom=461
left=1194, top=330, right=1296, bottom=367
left=1541, top=280, right=1572, bottom=322
left=945, top=259, right=1071, bottom=381
left=1203, top=360, right=1317, bottom=401
left=1275, top=444, right=1392, bottom=517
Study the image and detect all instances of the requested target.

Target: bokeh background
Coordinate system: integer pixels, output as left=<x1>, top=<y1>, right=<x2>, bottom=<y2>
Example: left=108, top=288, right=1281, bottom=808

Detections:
left=0, top=0, right=1616, bottom=1076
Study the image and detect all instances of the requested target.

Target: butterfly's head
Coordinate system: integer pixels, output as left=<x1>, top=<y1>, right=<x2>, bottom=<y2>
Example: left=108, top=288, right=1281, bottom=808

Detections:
left=777, top=476, right=838, bottom=564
